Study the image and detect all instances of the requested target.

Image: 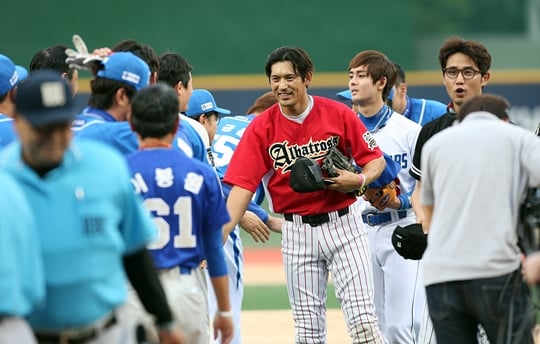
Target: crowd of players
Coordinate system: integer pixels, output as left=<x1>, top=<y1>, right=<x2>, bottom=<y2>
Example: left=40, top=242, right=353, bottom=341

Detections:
left=0, top=34, right=539, bottom=344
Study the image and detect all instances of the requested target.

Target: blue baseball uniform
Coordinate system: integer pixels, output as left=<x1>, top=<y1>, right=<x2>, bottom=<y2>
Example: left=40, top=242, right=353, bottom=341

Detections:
left=0, top=115, right=17, bottom=149
left=74, top=108, right=207, bottom=162
left=71, top=106, right=115, bottom=131
left=357, top=105, right=424, bottom=343
left=0, top=170, right=43, bottom=344
left=209, top=114, right=269, bottom=344
left=0, top=139, right=156, bottom=330
left=126, top=147, right=229, bottom=343
left=400, top=96, right=447, bottom=126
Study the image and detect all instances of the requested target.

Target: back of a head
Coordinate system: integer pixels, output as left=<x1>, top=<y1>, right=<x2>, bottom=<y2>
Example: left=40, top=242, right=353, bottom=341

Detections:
left=113, top=39, right=159, bottom=76
left=158, top=52, right=192, bottom=88
left=88, top=52, right=150, bottom=109
left=264, top=46, right=313, bottom=81
left=458, top=94, right=510, bottom=122
left=438, top=36, right=491, bottom=74
left=349, top=50, right=396, bottom=101
left=246, top=91, right=277, bottom=115
left=130, top=82, right=179, bottom=139
left=393, top=63, right=406, bottom=85
left=29, top=45, right=73, bottom=78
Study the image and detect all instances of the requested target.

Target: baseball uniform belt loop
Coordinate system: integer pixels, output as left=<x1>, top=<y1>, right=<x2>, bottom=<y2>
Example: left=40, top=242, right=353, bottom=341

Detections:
left=283, top=206, right=349, bottom=227
left=362, top=210, right=408, bottom=226
left=34, top=312, right=117, bottom=344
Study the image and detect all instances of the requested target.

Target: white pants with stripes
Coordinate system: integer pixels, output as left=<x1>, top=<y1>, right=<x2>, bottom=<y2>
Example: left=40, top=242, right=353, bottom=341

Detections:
left=208, top=226, right=244, bottom=344
left=282, top=202, right=385, bottom=344
left=364, top=210, right=424, bottom=344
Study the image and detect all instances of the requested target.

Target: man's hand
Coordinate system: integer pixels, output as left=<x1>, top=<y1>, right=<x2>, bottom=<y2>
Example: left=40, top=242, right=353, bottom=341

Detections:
left=523, top=252, right=540, bottom=285
left=324, top=168, right=364, bottom=193
left=266, top=215, right=283, bottom=234
left=239, top=210, right=271, bottom=243
left=213, top=313, right=234, bottom=344
left=158, top=327, right=185, bottom=344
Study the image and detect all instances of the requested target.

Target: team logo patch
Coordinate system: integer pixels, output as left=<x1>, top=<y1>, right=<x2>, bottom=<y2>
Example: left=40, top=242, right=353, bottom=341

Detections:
left=201, top=101, right=213, bottom=112
left=363, top=131, right=378, bottom=150
left=122, top=71, right=141, bottom=84
left=269, top=136, right=340, bottom=174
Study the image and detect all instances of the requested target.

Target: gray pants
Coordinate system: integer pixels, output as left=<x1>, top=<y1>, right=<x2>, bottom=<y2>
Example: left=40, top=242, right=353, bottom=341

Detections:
left=0, top=317, right=37, bottom=344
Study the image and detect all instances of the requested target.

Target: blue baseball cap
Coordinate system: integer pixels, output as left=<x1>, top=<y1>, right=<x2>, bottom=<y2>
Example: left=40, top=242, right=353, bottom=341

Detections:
left=15, top=70, right=75, bottom=128
left=0, top=53, right=27, bottom=96
left=186, top=89, right=231, bottom=117
left=96, top=52, right=150, bottom=91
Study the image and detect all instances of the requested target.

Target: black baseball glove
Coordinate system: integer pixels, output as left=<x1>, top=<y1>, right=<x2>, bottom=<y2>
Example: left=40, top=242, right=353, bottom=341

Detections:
left=321, top=147, right=357, bottom=177
left=322, top=147, right=366, bottom=196
left=289, top=157, right=326, bottom=193
left=391, top=223, right=427, bottom=260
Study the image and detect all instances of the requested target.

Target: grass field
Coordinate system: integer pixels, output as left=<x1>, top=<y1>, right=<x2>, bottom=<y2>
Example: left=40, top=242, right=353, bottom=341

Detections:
left=243, top=284, right=341, bottom=310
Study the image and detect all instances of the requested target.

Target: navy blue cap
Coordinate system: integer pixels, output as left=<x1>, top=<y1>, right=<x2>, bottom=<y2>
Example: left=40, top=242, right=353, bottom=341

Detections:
left=15, top=69, right=75, bottom=128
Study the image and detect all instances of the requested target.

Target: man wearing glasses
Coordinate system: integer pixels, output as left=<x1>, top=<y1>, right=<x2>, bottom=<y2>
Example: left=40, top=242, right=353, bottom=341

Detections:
left=409, top=35, right=491, bottom=224
left=407, top=36, right=492, bottom=344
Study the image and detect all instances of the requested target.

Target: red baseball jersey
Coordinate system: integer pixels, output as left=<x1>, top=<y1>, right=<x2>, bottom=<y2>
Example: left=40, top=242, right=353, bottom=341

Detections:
left=223, top=96, right=382, bottom=215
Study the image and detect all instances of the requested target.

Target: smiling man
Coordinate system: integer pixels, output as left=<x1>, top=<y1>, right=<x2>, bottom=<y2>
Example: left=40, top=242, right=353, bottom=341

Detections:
left=222, top=46, right=386, bottom=344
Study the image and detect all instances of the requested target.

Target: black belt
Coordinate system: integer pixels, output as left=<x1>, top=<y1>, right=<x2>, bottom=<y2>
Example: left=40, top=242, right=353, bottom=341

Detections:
left=284, top=206, right=349, bottom=227
left=35, top=313, right=117, bottom=344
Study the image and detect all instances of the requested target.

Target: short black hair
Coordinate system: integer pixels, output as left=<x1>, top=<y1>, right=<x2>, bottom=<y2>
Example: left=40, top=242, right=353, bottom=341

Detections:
left=265, top=46, right=313, bottom=81
left=88, top=78, right=137, bottom=110
left=29, top=45, right=75, bottom=80
left=130, top=82, right=179, bottom=139
left=158, top=52, right=192, bottom=89
left=113, top=40, right=159, bottom=76
left=394, top=63, right=406, bottom=85
left=458, top=94, right=510, bottom=122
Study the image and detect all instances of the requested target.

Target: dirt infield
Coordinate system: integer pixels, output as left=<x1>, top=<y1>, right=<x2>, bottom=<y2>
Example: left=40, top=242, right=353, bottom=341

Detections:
left=241, top=248, right=350, bottom=343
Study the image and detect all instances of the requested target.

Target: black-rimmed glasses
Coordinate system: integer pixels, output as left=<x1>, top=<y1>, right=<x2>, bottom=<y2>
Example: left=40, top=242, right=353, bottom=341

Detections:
left=443, top=68, right=482, bottom=80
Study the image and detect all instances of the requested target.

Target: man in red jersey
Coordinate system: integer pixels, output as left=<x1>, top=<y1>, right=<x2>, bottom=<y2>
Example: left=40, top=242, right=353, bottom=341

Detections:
left=223, top=46, right=386, bottom=344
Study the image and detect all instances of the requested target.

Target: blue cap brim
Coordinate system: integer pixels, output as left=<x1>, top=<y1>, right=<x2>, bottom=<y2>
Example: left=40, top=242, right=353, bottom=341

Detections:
left=15, top=66, right=28, bottom=82
left=336, top=90, right=352, bottom=101
left=23, top=107, right=75, bottom=128
left=215, top=107, right=231, bottom=115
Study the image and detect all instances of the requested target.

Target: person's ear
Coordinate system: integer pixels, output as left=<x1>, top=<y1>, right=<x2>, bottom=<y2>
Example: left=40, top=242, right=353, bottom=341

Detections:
left=115, top=88, right=129, bottom=106
left=198, top=114, right=206, bottom=125
left=481, top=71, right=490, bottom=87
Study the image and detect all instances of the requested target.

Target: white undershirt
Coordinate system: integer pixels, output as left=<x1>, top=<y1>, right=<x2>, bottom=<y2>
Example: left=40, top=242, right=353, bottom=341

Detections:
left=280, top=95, right=314, bottom=124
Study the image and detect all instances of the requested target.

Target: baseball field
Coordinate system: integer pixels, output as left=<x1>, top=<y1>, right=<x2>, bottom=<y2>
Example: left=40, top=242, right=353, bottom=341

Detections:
left=240, top=231, right=351, bottom=343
